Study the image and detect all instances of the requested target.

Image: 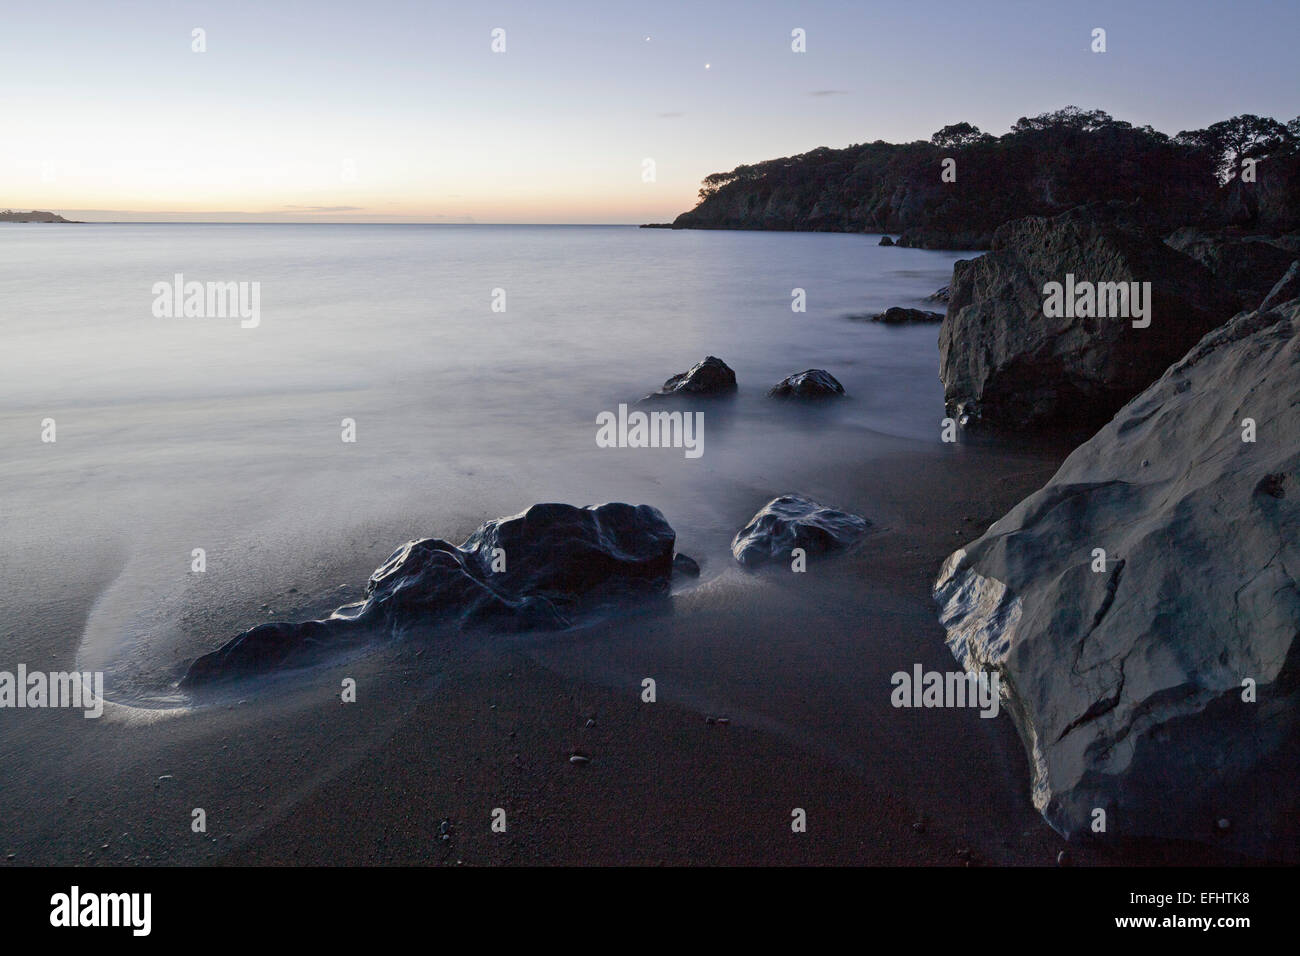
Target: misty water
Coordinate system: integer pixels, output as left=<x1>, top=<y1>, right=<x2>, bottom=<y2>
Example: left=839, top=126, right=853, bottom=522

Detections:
left=1, top=223, right=969, bottom=705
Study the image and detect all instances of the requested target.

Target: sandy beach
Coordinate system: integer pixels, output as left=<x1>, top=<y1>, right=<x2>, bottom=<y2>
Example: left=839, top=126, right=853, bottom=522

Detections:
left=0, top=429, right=1252, bottom=867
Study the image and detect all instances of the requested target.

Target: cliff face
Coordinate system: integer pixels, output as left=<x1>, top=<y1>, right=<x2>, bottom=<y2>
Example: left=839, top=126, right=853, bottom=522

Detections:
left=669, top=124, right=1232, bottom=249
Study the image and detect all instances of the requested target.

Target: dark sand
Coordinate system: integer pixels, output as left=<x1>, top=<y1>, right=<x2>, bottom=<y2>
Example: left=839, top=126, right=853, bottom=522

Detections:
left=0, top=435, right=1248, bottom=866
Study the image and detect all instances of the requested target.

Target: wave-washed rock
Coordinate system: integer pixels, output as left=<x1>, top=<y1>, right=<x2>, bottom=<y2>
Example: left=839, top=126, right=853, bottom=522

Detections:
left=642, top=355, right=737, bottom=401
left=732, top=494, right=869, bottom=567
left=767, top=369, right=845, bottom=398
left=933, top=297, right=1300, bottom=859
left=182, top=503, right=679, bottom=686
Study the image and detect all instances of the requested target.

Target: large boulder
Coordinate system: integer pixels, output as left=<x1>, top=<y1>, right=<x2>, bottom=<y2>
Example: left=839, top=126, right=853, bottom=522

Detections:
left=933, top=298, right=1300, bottom=859
left=939, top=204, right=1240, bottom=430
left=182, top=503, right=678, bottom=685
left=643, top=356, right=737, bottom=400
left=731, top=494, right=869, bottom=566
left=1164, top=228, right=1296, bottom=309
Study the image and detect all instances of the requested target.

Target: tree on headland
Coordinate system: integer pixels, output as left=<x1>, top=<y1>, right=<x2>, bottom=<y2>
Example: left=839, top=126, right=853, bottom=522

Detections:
left=1010, top=106, right=1117, bottom=134
left=929, top=122, right=994, bottom=148
left=1176, top=114, right=1291, bottom=180
left=676, top=105, right=1299, bottom=240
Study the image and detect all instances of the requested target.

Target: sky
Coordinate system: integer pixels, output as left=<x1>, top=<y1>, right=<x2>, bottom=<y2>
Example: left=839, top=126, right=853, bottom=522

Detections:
left=2, top=0, right=1297, bottom=223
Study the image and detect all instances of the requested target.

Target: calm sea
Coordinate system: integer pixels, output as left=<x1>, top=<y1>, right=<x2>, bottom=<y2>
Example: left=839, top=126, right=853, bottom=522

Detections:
left=0, top=223, right=968, bottom=700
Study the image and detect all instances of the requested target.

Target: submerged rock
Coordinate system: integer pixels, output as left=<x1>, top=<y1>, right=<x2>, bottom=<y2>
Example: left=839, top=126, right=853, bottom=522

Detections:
left=644, top=356, right=737, bottom=400
left=767, top=369, right=846, bottom=399
left=878, top=235, right=895, bottom=246
left=940, top=204, right=1239, bottom=430
left=933, top=298, right=1300, bottom=859
left=731, top=494, right=870, bottom=566
left=182, top=503, right=677, bottom=686
left=871, top=307, right=943, bottom=325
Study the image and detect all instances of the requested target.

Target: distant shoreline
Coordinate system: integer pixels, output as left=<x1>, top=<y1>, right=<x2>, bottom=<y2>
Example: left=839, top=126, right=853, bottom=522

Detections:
left=0, top=210, right=78, bottom=223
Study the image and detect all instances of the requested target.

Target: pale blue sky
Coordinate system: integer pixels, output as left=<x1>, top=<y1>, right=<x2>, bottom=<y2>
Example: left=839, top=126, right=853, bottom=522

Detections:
left=2, top=0, right=1296, bottom=221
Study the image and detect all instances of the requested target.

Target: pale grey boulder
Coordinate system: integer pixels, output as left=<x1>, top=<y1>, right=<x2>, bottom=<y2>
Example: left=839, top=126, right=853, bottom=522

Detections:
left=933, top=298, right=1300, bottom=859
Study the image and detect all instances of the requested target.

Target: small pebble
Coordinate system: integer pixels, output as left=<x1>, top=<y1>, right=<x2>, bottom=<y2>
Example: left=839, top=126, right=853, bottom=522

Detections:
left=1057, top=849, right=1071, bottom=866
left=705, top=716, right=716, bottom=725
left=1217, top=817, right=1230, bottom=830
left=716, top=717, right=730, bottom=725
left=569, top=754, right=591, bottom=765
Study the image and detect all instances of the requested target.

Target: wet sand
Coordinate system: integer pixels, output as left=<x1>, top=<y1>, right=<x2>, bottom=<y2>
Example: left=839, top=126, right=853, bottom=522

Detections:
left=0, top=433, right=1249, bottom=866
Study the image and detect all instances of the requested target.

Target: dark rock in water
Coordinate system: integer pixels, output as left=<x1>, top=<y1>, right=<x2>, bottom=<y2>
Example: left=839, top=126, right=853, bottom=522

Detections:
left=182, top=503, right=677, bottom=686
left=1260, top=261, right=1300, bottom=313
left=926, top=285, right=951, bottom=303
left=1164, top=228, right=1296, bottom=309
left=767, top=369, right=846, bottom=398
left=896, top=228, right=993, bottom=250
left=878, top=235, right=895, bottom=246
left=644, top=355, right=737, bottom=400
left=731, top=494, right=870, bottom=566
left=672, top=553, right=701, bottom=577
left=940, top=204, right=1239, bottom=430
left=933, top=297, right=1300, bottom=859
left=871, top=307, right=943, bottom=325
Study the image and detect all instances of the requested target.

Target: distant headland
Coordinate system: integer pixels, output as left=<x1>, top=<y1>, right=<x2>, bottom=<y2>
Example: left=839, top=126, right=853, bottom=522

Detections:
left=0, top=209, right=76, bottom=223
left=650, top=106, right=1300, bottom=250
